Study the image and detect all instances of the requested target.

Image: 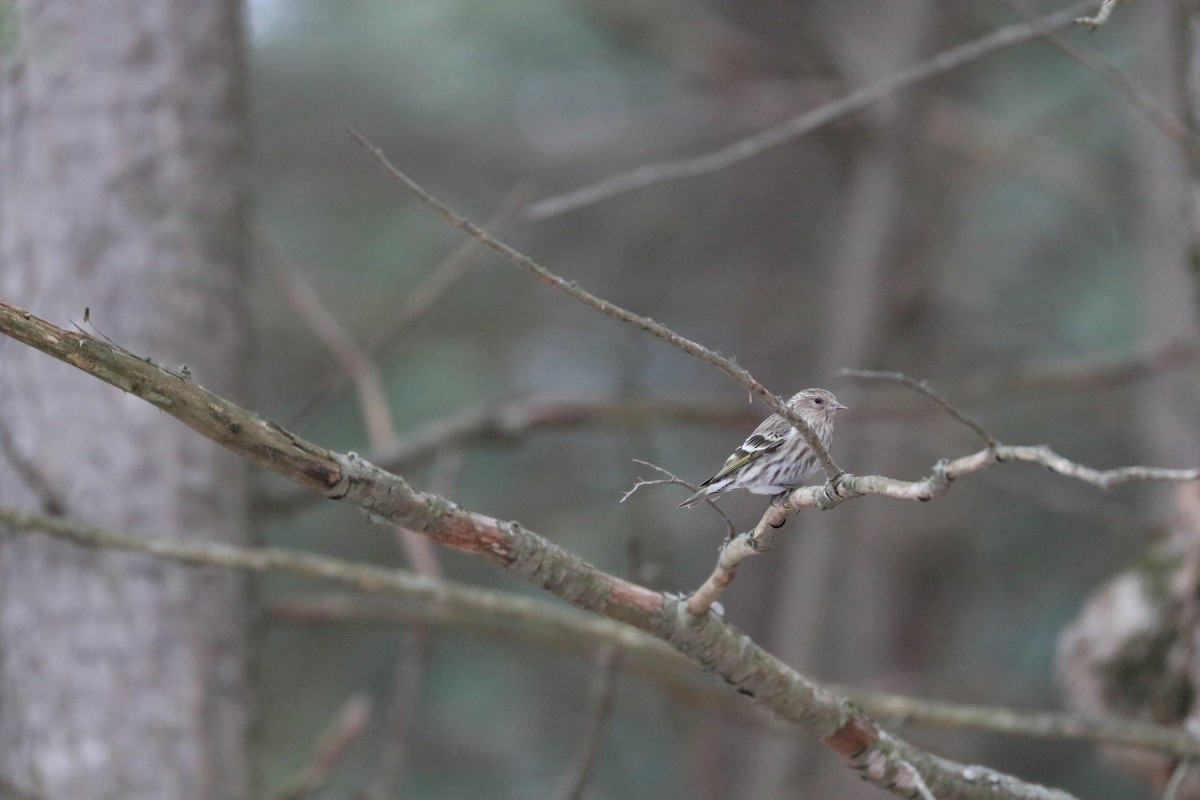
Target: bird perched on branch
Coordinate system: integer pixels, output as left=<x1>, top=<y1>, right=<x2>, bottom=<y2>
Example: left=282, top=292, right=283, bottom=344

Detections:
left=679, top=388, right=847, bottom=508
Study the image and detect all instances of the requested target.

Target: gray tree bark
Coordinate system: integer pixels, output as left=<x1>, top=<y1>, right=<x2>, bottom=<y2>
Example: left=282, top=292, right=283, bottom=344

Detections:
left=0, top=1, right=251, bottom=798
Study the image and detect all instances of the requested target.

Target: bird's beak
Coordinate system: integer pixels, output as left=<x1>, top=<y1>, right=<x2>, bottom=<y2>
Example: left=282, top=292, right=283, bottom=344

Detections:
left=833, top=401, right=849, bottom=411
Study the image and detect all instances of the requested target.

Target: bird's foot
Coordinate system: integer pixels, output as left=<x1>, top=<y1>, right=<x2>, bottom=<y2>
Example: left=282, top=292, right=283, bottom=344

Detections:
left=768, top=492, right=789, bottom=527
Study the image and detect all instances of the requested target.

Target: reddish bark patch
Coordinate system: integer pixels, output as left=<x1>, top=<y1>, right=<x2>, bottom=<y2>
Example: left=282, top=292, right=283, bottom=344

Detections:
left=609, top=579, right=664, bottom=611
left=431, top=512, right=512, bottom=564
left=822, top=717, right=878, bottom=760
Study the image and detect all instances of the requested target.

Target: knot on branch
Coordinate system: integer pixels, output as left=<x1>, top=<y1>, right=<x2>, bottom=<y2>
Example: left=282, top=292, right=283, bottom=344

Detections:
left=507, top=522, right=551, bottom=581
left=814, top=473, right=847, bottom=510
left=746, top=526, right=780, bottom=553
left=918, top=459, right=953, bottom=501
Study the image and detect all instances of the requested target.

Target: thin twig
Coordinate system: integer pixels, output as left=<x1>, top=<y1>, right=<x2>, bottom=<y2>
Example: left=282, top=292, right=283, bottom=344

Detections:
left=1164, top=720, right=1200, bottom=800
left=622, top=459, right=737, bottom=541
left=368, top=399, right=758, bottom=471
left=373, top=187, right=527, bottom=348
left=553, top=647, right=620, bottom=800
left=287, top=189, right=525, bottom=429
left=840, top=368, right=996, bottom=447
left=267, top=693, right=372, bottom=800
left=521, top=0, right=1096, bottom=220
left=260, top=230, right=396, bottom=447
left=346, top=129, right=839, bottom=479
left=0, top=419, right=63, bottom=515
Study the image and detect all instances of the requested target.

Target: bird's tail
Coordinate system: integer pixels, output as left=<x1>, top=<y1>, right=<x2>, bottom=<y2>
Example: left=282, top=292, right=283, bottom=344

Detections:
left=678, top=488, right=709, bottom=508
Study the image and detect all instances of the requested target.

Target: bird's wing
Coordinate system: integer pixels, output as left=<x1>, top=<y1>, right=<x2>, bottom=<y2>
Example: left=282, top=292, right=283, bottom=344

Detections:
left=702, top=426, right=787, bottom=485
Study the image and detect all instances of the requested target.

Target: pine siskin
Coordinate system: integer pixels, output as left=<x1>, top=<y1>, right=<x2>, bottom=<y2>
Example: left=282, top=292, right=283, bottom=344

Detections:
left=679, top=388, right=847, bottom=508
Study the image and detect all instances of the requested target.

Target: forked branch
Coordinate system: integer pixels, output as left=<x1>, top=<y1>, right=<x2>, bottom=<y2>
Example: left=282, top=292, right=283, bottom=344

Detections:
left=687, top=444, right=1200, bottom=615
left=687, top=371, right=1199, bottom=614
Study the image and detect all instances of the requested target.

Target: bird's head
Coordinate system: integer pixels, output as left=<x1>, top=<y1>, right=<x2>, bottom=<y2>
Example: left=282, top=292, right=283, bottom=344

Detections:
left=788, top=388, right=848, bottom=419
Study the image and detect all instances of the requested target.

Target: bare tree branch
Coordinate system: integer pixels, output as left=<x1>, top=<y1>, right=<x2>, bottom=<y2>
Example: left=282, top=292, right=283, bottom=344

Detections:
left=4, top=497, right=1200, bottom=787
left=0, top=298, right=1089, bottom=800
left=345, top=129, right=841, bottom=481
left=374, top=398, right=758, bottom=471
left=256, top=338, right=1200, bottom=516
left=262, top=338, right=1200, bottom=515
left=371, top=187, right=526, bottom=348
left=900, top=760, right=938, bottom=800
left=521, top=0, right=1097, bottom=220
left=686, top=443, right=1200, bottom=615
left=1163, top=759, right=1194, bottom=800
left=3, top=499, right=1198, bottom=767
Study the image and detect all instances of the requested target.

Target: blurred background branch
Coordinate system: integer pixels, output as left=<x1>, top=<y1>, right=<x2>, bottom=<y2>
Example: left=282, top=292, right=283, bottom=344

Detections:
left=522, top=0, right=1096, bottom=219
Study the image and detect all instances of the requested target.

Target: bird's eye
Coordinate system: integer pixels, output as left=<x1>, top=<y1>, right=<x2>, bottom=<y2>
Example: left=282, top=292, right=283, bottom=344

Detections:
left=813, top=397, right=823, bottom=404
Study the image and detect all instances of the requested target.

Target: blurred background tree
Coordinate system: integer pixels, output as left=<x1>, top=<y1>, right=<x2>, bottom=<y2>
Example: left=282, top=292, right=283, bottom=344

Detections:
left=248, top=1, right=1198, bottom=796
left=3, top=0, right=1199, bottom=798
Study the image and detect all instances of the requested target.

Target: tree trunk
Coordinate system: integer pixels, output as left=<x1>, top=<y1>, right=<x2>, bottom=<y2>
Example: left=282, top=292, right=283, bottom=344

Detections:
left=0, top=1, right=251, bottom=798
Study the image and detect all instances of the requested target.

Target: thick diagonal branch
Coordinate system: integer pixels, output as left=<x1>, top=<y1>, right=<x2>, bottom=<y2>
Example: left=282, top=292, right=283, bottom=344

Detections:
left=0, top=298, right=1078, bottom=800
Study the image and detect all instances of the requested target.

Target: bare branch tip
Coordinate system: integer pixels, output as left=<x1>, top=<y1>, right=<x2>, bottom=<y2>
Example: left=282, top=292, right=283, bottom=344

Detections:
left=1073, top=0, right=1120, bottom=30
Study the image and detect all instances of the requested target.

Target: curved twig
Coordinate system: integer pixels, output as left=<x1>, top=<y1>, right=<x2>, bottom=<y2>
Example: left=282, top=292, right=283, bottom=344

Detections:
left=622, top=459, right=738, bottom=541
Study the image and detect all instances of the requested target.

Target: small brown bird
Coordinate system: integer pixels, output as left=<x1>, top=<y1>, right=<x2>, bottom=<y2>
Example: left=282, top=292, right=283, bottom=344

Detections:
left=679, top=388, right=847, bottom=508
